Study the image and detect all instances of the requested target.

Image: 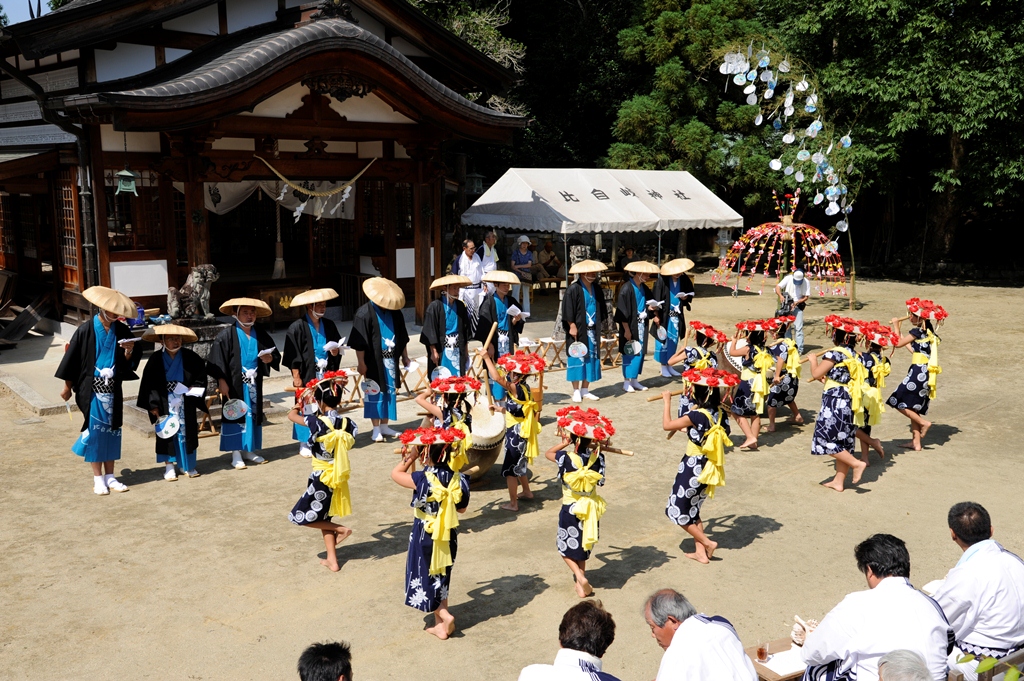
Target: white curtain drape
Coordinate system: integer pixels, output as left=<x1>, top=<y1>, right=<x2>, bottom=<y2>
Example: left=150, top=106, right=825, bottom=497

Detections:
left=172, top=181, right=355, bottom=220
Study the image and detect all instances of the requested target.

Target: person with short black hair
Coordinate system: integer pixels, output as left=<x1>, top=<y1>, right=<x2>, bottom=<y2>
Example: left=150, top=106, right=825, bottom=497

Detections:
left=877, top=650, right=931, bottom=681
left=801, top=534, right=952, bottom=681
left=518, top=600, right=621, bottom=680
left=933, top=502, right=1024, bottom=681
left=643, top=588, right=756, bottom=680
left=297, top=640, right=352, bottom=681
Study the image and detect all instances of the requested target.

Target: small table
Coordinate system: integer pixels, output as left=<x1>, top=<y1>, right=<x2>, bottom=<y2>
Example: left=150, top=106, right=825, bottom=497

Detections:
left=744, top=638, right=805, bottom=681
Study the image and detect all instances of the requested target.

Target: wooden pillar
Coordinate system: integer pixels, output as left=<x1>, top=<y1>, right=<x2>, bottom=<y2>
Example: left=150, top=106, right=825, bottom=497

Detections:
left=413, top=163, right=430, bottom=324
left=433, top=177, right=442, bottom=294
left=185, top=181, right=209, bottom=265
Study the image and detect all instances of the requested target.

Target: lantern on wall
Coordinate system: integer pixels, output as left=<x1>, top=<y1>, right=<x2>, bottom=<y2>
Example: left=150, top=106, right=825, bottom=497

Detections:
left=114, top=167, right=141, bottom=196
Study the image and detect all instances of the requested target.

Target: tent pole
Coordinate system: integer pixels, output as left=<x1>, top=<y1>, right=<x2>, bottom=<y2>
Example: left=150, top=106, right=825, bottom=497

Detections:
left=563, top=234, right=569, bottom=286
left=658, top=232, right=662, bottom=264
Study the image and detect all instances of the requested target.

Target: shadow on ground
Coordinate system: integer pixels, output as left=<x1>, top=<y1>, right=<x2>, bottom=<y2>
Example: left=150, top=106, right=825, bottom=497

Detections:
left=448, top=574, right=550, bottom=633
left=698, top=514, right=783, bottom=551
left=589, top=545, right=673, bottom=590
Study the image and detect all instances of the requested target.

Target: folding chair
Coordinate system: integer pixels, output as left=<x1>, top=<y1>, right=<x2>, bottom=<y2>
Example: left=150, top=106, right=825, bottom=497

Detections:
left=198, top=395, right=219, bottom=438
left=537, top=336, right=567, bottom=369
left=601, top=337, right=621, bottom=367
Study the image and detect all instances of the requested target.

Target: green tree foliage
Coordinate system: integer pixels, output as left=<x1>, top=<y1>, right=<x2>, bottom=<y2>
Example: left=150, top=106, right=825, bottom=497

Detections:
left=48, top=0, right=72, bottom=11
left=0, top=4, right=8, bottom=26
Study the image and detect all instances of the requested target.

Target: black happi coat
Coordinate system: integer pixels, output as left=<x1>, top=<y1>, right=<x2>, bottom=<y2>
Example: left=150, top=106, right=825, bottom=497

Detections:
left=614, top=278, right=654, bottom=354
left=349, top=302, right=410, bottom=389
left=420, top=296, right=470, bottom=375
left=206, top=321, right=281, bottom=425
left=652, top=273, right=695, bottom=333
left=137, top=348, right=208, bottom=455
left=561, top=280, right=609, bottom=353
left=475, top=292, right=524, bottom=351
left=55, top=315, right=141, bottom=432
left=283, top=314, right=343, bottom=384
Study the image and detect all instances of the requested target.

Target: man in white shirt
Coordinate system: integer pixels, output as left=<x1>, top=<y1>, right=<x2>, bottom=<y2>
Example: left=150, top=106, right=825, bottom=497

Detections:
left=802, top=534, right=952, bottom=681
left=643, top=589, right=756, bottom=681
left=480, top=230, right=500, bottom=293
left=457, top=239, right=484, bottom=333
left=775, top=268, right=810, bottom=353
left=519, top=600, right=622, bottom=681
left=933, top=502, right=1024, bottom=681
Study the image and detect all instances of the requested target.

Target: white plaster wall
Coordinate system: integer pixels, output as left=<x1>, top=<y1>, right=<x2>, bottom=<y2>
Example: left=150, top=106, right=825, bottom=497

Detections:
left=110, top=260, right=169, bottom=297
left=348, top=7, right=387, bottom=40
left=211, top=137, right=255, bottom=151
left=396, top=247, right=434, bottom=278
left=328, top=93, right=415, bottom=123
left=357, top=141, right=383, bottom=158
left=240, top=83, right=306, bottom=117
left=277, top=140, right=308, bottom=152
left=325, top=141, right=357, bottom=154
left=163, top=4, right=219, bottom=34
left=95, top=44, right=156, bottom=82
left=391, top=37, right=428, bottom=57
left=100, top=125, right=161, bottom=152
left=226, top=0, right=278, bottom=33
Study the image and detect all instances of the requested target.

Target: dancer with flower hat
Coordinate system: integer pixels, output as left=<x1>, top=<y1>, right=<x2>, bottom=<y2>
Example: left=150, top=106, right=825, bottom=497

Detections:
left=392, top=426, right=470, bottom=640
left=765, top=315, right=804, bottom=432
left=886, top=297, right=948, bottom=451
left=286, top=371, right=357, bottom=572
left=854, top=321, right=898, bottom=463
left=808, top=315, right=870, bottom=492
left=477, top=349, right=546, bottom=511
left=546, top=406, right=616, bottom=597
left=414, top=375, right=482, bottom=472
left=661, top=368, right=739, bottom=564
left=726, top=318, right=779, bottom=450
left=668, top=320, right=727, bottom=416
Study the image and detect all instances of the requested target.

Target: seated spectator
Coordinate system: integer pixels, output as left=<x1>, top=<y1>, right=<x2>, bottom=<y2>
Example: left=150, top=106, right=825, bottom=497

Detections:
left=933, top=502, right=1024, bottom=681
left=616, top=246, right=637, bottom=272
left=298, top=641, right=352, bottom=681
left=519, top=600, right=621, bottom=680
left=642, top=588, right=756, bottom=681
left=801, top=534, right=952, bottom=681
left=537, top=241, right=566, bottom=290
left=878, top=650, right=932, bottom=681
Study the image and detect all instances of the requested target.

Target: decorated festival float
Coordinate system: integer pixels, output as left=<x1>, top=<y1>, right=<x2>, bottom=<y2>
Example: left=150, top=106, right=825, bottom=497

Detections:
left=708, top=41, right=863, bottom=308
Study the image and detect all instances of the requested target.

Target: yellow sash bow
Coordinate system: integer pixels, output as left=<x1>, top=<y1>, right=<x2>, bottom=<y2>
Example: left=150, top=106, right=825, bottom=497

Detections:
left=685, top=408, right=733, bottom=499
left=311, top=416, right=355, bottom=518
left=871, top=354, right=891, bottom=391
left=862, top=386, right=884, bottom=426
left=447, top=417, right=472, bottom=473
left=505, top=384, right=541, bottom=464
left=823, top=347, right=867, bottom=426
left=413, top=470, right=463, bottom=576
left=779, top=339, right=802, bottom=379
left=911, top=331, right=941, bottom=399
left=740, top=348, right=774, bottom=414
left=692, top=347, right=714, bottom=371
left=561, top=448, right=606, bottom=553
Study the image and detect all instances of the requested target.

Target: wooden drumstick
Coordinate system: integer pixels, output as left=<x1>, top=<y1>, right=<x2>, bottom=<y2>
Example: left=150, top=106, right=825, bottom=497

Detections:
left=647, top=389, right=686, bottom=402
left=601, top=446, right=634, bottom=456
left=799, top=349, right=829, bottom=364
left=473, top=322, right=499, bottom=370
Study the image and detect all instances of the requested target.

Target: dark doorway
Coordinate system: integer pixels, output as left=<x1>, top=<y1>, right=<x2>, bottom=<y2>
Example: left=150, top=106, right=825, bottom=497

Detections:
left=208, top=191, right=309, bottom=284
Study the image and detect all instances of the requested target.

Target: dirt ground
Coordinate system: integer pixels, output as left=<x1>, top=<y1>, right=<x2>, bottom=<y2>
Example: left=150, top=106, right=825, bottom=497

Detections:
left=1, top=275, right=1021, bottom=681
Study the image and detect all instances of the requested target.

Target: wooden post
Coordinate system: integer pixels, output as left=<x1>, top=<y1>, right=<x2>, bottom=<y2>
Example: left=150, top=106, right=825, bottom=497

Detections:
left=185, top=181, right=209, bottom=266
left=413, top=176, right=430, bottom=324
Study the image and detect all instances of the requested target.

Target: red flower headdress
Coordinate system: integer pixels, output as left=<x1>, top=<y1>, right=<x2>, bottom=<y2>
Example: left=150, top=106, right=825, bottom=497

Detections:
left=496, top=350, right=547, bottom=375
left=824, top=314, right=867, bottom=335
left=771, top=315, right=797, bottom=327
left=735, top=318, right=781, bottom=333
left=555, top=406, right=615, bottom=443
left=906, top=297, right=948, bottom=322
left=689, top=320, right=728, bottom=344
left=296, top=369, right=350, bottom=401
left=860, top=321, right=900, bottom=348
left=430, top=375, right=482, bottom=394
left=399, top=426, right=467, bottom=447
left=681, top=367, right=741, bottom=388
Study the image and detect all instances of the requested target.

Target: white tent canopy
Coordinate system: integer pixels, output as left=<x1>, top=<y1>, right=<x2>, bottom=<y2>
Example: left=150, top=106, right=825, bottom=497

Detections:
left=461, top=168, right=743, bottom=233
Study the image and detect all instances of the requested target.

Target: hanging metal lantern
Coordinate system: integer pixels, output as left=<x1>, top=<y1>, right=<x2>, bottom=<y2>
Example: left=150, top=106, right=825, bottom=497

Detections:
left=114, top=167, right=140, bottom=196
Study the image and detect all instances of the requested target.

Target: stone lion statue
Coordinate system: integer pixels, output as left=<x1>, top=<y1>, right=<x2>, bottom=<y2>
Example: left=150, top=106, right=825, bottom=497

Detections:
left=168, top=264, right=219, bottom=319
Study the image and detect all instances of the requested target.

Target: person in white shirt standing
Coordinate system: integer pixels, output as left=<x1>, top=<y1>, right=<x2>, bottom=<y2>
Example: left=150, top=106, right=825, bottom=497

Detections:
left=480, top=230, right=500, bottom=294
left=643, top=589, right=756, bottom=681
left=775, top=268, right=810, bottom=353
left=933, top=502, right=1024, bottom=681
left=519, top=600, right=622, bottom=681
left=457, top=239, right=484, bottom=334
left=801, top=533, right=953, bottom=681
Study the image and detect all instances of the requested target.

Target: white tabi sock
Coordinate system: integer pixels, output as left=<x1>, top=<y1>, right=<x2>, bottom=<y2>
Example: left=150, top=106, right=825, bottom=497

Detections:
left=623, top=381, right=635, bottom=393
left=572, top=390, right=582, bottom=402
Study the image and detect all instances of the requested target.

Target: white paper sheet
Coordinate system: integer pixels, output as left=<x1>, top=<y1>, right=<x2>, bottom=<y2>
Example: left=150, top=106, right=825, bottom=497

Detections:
left=507, top=305, right=522, bottom=317
left=760, top=645, right=807, bottom=676
left=257, top=347, right=276, bottom=358
left=186, top=386, right=206, bottom=398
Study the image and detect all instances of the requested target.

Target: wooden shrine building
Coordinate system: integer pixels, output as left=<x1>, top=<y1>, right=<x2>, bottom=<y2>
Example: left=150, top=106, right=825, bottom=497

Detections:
left=0, top=0, right=523, bottom=323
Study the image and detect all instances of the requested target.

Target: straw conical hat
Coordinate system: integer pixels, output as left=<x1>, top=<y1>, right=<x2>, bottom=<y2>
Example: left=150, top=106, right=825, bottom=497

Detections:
left=142, top=324, right=198, bottom=343
left=569, top=260, right=607, bottom=274
left=482, top=270, right=520, bottom=285
left=289, top=288, right=339, bottom=308
left=362, top=277, right=405, bottom=310
left=430, top=274, right=472, bottom=291
left=219, top=297, right=272, bottom=317
left=661, top=258, right=695, bottom=276
left=83, top=286, right=137, bottom=318
left=624, top=260, right=661, bottom=274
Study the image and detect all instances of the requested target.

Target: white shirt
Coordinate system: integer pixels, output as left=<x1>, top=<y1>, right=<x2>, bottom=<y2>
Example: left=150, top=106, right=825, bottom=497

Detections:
left=655, top=614, right=757, bottom=681
left=481, top=243, right=499, bottom=274
left=458, top=252, right=484, bottom=285
left=777, top=274, right=809, bottom=301
left=933, top=540, right=1024, bottom=653
left=519, top=648, right=613, bottom=681
left=802, top=577, right=951, bottom=681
